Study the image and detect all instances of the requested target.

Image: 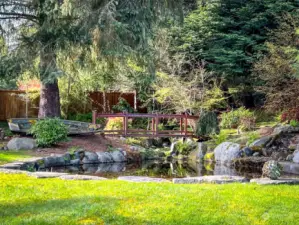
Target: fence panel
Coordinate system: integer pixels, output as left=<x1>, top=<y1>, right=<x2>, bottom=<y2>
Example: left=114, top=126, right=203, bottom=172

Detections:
left=0, top=90, right=38, bottom=120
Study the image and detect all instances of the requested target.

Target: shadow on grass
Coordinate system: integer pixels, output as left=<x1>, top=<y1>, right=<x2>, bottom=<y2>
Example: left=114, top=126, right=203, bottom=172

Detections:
left=0, top=196, right=149, bottom=225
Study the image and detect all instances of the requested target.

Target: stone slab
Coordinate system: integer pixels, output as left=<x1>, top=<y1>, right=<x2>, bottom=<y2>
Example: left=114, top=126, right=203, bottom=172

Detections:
left=28, top=172, right=68, bottom=179
left=59, top=175, right=107, bottom=181
left=0, top=168, right=30, bottom=174
left=173, top=175, right=248, bottom=184
left=118, top=176, right=170, bottom=183
left=250, top=178, right=299, bottom=185
left=0, top=162, right=25, bottom=169
left=279, top=162, right=299, bottom=175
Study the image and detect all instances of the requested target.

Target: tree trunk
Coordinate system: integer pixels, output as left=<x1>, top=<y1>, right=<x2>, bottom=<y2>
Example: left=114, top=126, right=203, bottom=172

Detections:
left=38, top=46, right=61, bottom=118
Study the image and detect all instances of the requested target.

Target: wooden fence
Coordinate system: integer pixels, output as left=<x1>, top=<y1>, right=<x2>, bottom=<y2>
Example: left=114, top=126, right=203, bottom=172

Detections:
left=0, top=90, right=144, bottom=121
left=0, top=90, right=39, bottom=120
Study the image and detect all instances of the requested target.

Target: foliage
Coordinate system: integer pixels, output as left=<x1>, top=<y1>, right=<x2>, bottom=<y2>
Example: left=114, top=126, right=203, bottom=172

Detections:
left=30, top=118, right=68, bottom=147
left=175, top=140, right=196, bottom=155
left=112, top=98, right=134, bottom=113
left=281, top=108, right=299, bottom=123
left=67, top=112, right=106, bottom=125
left=247, top=132, right=261, bottom=146
left=125, top=138, right=143, bottom=146
left=104, top=117, right=124, bottom=132
left=220, top=107, right=255, bottom=130
left=204, top=152, right=215, bottom=161
left=210, top=132, right=228, bottom=146
left=290, top=120, right=299, bottom=127
left=253, top=15, right=299, bottom=111
left=196, top=111, right=219, bottom=136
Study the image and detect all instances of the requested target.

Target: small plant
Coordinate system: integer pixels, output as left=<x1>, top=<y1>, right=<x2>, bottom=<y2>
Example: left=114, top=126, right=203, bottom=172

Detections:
left=220, top=107, right=255, bottom=129
left=68, top=113, right=106, bottom=126
left=290, top=120, right=299, bottom=127
left=105, top=117, right=124, bottom=131
left=210, top=132, right=228, bottom=145
left=125, top=137, right=142, bottom=146
left=30, top=118, right=68, bottom=147
left=281, top=108, right=299, bottom=123
left=247, top=132, right=260, bottom=146
left=175, top=140, right=196, bottom=155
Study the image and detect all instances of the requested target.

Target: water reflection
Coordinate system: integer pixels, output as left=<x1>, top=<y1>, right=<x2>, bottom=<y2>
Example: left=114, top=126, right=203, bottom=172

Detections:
left=40, top=160, right=262, bottom=179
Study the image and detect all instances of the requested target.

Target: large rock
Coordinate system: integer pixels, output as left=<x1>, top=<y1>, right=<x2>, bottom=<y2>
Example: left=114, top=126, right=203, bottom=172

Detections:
left=189, top=142, right=208, bottom=161
left=273, top=125, right=299, bottom=134
left=7, top=138, right=36, bottom=150
left=44, top=156, right=66, bottom=167
left=59, top=175, right=107, bottom=180
left=293, top=149, right=299, bottom=163
left=110, top=150, right=126, bottom=162
left=249, top=136, right=272, bottom=149
left=279, top=162, right=299, bottom=175
left=262, top=160, right=282, bottom=180
left=214, top=142, right=241, bottom=163
left=96, top=152, right=114, bottom=163
left=82, top=152, right=99, bottom=164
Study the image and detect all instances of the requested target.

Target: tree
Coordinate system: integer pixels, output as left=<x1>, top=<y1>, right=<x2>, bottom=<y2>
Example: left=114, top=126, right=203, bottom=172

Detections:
left=170, top=0, right=299, bottom=106
left=0, top=0, right=182, bottom=117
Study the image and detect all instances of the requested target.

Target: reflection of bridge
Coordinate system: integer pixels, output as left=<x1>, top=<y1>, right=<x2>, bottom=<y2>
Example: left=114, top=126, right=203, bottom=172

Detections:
left=92, top=111, right=199, bottom=138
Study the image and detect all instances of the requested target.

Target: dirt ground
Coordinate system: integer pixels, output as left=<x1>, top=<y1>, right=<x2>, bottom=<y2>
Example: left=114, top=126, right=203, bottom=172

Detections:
left=1, top=134, right=132, bottom=157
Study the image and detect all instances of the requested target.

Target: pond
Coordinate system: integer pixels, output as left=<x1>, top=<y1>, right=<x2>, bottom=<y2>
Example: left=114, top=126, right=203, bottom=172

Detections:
left=34, top=160, right=265, bottom=179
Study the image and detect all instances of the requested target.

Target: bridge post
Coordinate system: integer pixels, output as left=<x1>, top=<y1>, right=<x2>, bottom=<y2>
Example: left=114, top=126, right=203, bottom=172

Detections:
left=155, top=115, right=159, bottom=136
left=152, top=118, right=155, bottom=136
left=123, top=113, right=128, bottom=136
left=92, top=110, right=97, bottom=125
left=184, top=113, right=188, bottom=136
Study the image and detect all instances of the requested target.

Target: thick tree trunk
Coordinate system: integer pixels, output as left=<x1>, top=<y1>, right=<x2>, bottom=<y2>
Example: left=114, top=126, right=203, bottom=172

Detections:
left=38, top=46, right=61, bottom=118
left=38, top=80, right=61, bottom=118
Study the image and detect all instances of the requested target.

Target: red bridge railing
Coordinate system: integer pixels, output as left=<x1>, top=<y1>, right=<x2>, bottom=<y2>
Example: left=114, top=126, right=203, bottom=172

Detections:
left=92, top=111, right=199, bottom=138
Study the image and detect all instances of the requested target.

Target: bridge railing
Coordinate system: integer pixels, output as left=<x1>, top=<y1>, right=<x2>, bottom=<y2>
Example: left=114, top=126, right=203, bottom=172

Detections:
left=92, top=111, right=199, bottom=137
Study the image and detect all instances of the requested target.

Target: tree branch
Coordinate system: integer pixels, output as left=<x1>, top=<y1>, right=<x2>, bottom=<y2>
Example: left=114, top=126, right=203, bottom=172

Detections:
left=0, top=12, right=38, bottom=23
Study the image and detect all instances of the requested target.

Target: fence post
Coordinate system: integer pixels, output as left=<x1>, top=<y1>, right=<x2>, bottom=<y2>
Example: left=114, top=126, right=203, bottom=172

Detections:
left=123, top=113, right=128, bottom=136
left=155, top=114, right=159, bottom=136
left=92, top=110, right=97, bottom=125
left=184, top=113, right=188, bottom=136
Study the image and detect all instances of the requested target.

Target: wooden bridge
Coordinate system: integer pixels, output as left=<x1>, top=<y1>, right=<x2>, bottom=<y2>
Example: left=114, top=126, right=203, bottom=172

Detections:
left=92, top=111, right=199, bottom=138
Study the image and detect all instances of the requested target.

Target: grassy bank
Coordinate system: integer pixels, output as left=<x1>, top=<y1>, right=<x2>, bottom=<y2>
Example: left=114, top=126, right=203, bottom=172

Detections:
left=0, top=152, right=33, bottom=165
left=0, top=173, right=299, bottom=225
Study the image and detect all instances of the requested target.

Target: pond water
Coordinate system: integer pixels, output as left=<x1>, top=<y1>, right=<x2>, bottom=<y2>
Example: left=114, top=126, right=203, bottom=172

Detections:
left=34, top=160, right=266, bottom=179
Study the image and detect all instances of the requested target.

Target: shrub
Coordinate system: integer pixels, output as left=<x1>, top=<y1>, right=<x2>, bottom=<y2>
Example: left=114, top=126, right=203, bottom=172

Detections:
left=281, top=108, right=299, bottom=123
left=211, top=132, right=228, bottom=145
left=104, top=117, right=124, bottom=131
left=196, top=111, right=219, bottom=136
left=30, top=118, right=68, bottom=147
left=220, top=107, right=255, bottom=130
left=175, top=140, right=196, bottom=155
left=290, top=120, right=299, bottom=127
left=112, top=97, right=134, bottom=113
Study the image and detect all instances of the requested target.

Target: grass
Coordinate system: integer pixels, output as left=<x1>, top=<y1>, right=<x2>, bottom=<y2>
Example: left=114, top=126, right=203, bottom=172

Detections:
left=0, top=151, right=33, bottom=165
left=0, top=173, right=299, bottom=225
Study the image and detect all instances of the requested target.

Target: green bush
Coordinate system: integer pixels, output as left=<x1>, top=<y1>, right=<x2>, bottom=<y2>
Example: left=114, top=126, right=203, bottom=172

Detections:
left=290, top=120, right=299, bottom=127
left=175, top=140, right=196, bottom=155
left=196, top=111, right=219, bottom=136
left=220, top=107, right=255, bottom=130
left=112, top=97, right=134, bottom=113
left=30, top=118, right=68, bottom=147
left=211, top=132, right=228, bottom=145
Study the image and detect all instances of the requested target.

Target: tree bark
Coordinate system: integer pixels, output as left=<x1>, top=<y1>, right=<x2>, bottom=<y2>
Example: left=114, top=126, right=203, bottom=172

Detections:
left=38, top=46, right=61, bottom=118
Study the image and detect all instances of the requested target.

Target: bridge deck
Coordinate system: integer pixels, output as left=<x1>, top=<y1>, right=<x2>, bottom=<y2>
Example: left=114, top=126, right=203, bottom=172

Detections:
left=92, top=111, right=199, bottom=138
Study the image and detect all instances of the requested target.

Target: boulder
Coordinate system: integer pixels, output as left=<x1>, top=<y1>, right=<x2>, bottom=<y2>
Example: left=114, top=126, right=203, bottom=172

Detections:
left=110, top=150, right=126, bottom=162
left=262, top=160, right=282, bottom=180
left=214, top=142, right=241, bottom=163
left=96, top=152, right=114, bottom=163
left=249, top=136, right=272, bottom=149
left=70, top=159, right=80, bottom=165
left=44, top=156, right=66, bottom=167
left=59, top=175, right=107, bottom=180
left=293, top=150, right=299, bottom=163
left=82, top=152, right=99, bottom=164
left=250, top=178, right=299, bottom=185
left=7, top=138, right=36, bottom=150
left=118, top=176, right=169, bottom=183
left=241, top=147, right=254, bottom=157
left=189, top=142, right=208, bottom=161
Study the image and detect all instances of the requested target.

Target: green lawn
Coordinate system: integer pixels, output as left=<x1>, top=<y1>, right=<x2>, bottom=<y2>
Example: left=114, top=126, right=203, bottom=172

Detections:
left=0, top=173, right=299, bottom=225
left=0, top=152, right=33, bottom=165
